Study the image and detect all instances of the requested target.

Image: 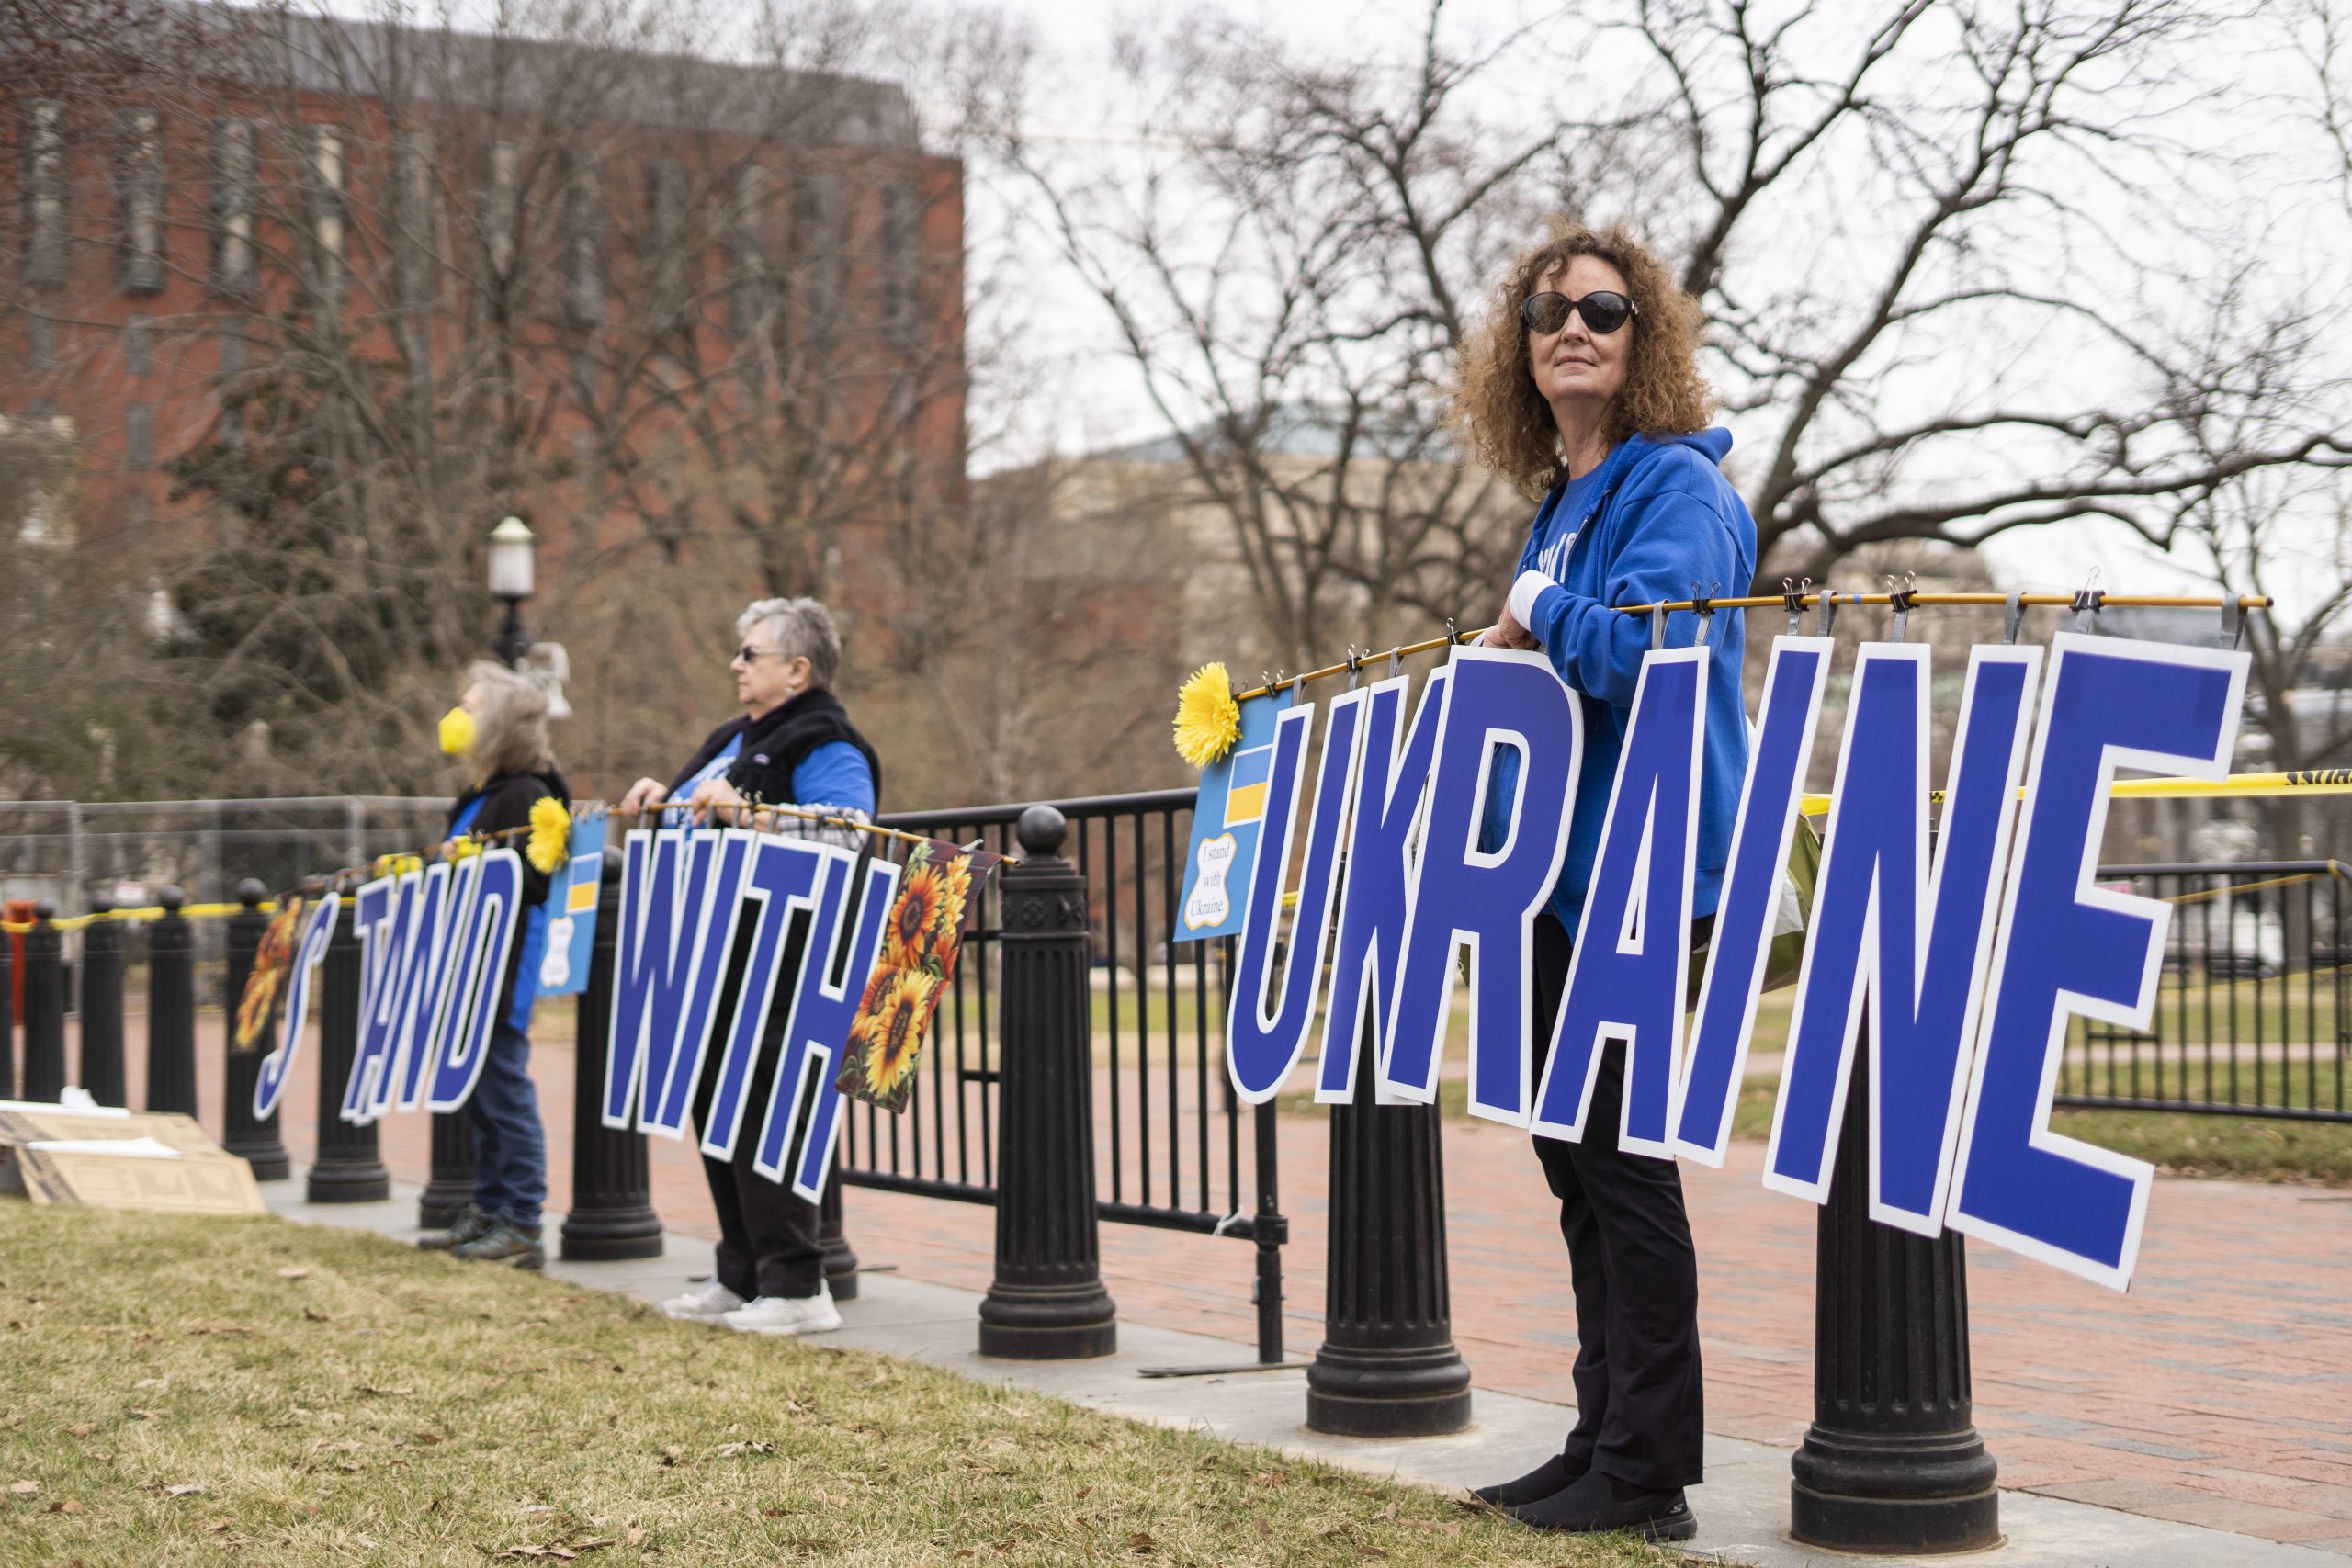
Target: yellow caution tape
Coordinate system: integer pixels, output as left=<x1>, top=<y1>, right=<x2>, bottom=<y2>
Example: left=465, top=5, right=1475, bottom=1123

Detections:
left=0, top=900, right=279, bottom=935
left=1800, top=769, right=2352, bottom=817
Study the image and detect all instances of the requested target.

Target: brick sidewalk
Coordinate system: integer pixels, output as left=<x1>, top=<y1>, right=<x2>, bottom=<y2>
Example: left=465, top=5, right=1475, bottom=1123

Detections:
left=155, top=1010, right=2352, bottom=1553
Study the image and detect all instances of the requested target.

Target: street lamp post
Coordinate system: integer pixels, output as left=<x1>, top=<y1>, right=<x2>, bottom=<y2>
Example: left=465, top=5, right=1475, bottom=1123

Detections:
left=488, top=515, right=536, bottom=670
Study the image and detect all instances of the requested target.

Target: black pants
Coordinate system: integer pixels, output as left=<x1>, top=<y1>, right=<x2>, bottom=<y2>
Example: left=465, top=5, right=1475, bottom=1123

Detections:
left=692, top=920, right=824, bottom=1302
left=1529, top=911, right=1705, bottom=1489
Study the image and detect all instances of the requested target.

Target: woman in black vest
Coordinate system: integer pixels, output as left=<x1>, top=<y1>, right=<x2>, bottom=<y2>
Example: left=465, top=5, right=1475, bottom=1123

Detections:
left=616, top=597, right=881, bottom=1337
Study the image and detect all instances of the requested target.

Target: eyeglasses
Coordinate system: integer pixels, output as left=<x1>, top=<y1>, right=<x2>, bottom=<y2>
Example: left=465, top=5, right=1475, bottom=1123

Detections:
left=1520, top=290, right=1638, bottom=337
left=734, top=645, right=788, bottom=664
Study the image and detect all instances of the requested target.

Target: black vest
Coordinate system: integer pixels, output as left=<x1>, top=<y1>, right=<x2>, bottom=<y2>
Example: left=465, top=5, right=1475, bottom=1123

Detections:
left=668, top=689, right=882, bottom=810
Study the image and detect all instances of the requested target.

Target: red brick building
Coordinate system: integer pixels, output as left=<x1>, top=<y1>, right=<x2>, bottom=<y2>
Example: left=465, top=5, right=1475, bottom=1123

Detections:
left=0, top=3, right=965, bottom=581
left=0, top=4, right=969, bottom=793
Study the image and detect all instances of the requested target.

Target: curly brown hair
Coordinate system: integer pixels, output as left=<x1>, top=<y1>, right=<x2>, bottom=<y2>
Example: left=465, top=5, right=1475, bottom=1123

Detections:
left=1453, top=219, right=1714, bottom=499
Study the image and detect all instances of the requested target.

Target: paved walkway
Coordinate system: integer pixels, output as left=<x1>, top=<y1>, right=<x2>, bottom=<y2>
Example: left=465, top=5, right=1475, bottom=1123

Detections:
left=152, top=1011, right=2352, bottom=1554
left=262, top=1179, right=2349, bottom=1568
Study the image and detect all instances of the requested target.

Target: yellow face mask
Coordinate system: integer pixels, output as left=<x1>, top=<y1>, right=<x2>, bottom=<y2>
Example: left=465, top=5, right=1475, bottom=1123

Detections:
left=437, top=705, right=477, bottom=757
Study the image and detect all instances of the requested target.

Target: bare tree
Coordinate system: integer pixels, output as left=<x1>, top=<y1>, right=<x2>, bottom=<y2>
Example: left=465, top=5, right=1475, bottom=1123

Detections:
left=999, top=0, right=2352, bottom=667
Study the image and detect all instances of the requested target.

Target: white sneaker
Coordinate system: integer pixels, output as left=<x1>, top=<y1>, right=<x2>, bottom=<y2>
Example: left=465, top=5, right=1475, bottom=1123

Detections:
left=722, top=1286, right=842, bottom=1337
left=660, top=1279, right=746, bottom=1323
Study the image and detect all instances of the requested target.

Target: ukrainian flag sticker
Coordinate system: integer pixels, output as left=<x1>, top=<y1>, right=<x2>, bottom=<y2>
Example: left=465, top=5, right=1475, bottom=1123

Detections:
left=1224, top=742, right=1274, bottom=827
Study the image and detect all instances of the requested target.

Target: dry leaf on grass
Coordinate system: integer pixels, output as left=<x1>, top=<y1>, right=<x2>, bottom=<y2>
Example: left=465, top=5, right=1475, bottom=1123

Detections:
left=166, top=1483, right=207, bottom=1497
left=274, top=1268, right=311, bottom=1280
left=714, top=1441, right=774, bottom=1458
left=1125, top=1532, right=1155, bottom=1552
left=127, top=1408, right=160, bottom=1421
left=8, top=1480, right=39, bottom=1496
left=657, top=1446, right=684, bottom=1468
left=64, top=1423, right=94, bottom=1438
left=48, top=1497, right=86, bottom=1515
left=358, top=1385, right=413, bottom=1397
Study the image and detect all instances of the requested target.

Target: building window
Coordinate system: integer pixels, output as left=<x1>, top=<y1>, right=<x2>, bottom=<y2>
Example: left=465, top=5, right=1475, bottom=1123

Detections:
left=28, top=315, right=57, bottom=371
left=115, top=106, right=164, bottom=293
left=307, top=124, right=345, bottom=306
left=728, top=162, right=770, bottom=340
left=881, top=180, right=920, bottom=349
left=794, top=171, right=844, bottom=347
left=561, top=151, right=605, bottom=328
left=392, top=129, right=438, bottom=313
left=485, top=139, right=521, bottom=277
left=21, top=100, right=69, bottom=289
left=125, top=403, right=153, bottom=469
left=643, top=155, right=686, bottom=315
left=209, top=118, right=256, bottom=293
left=218, top=329, right=243, bottom=375
left=125, top=314, right=153, bottom=378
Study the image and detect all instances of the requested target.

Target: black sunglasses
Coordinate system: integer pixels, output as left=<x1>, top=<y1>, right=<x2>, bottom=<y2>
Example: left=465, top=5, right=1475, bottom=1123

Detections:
left=1520, top=289, right=1638, bottom=336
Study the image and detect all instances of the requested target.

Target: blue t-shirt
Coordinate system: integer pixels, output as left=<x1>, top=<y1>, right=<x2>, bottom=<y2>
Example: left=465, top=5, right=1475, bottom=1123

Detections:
left=680, top=735, right=743, bottom=795
left=791, top=739, right=876, bottom=814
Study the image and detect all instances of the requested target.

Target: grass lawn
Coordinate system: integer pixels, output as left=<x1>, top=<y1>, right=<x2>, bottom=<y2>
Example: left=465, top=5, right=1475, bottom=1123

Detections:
left=0, top=1208, right=1673, bottom=1567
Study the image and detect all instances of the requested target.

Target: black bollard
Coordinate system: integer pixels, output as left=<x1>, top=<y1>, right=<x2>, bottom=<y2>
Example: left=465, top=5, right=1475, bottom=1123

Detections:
left=820, top=1175, right=858, bottom=1302
left=78, top=897, right=126, bottom=1107
left=1790, top=1028, right=1999, bottom=1552
left=308, top=900, right=390, bottom=1202
left=978, top=805, right=1116, bottom=1359
left=0, top=903, right=15, bottom=1100
left=20, top=903, right=65, bottom=1103
left=144, top=889, right=198, bottom=1115
left=419, top=1109, right=477, bottom=1229
left=220, top=880, right=291, bottom=1180
left=561, top=847, right=663, bottom=1261
left=1306, top=1014, right=1473, bottom=1435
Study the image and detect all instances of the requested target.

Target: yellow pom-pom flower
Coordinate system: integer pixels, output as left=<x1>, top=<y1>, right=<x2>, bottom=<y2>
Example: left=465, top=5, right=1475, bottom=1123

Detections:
left=446, top=836, right=482, bottom=863
left=1171, top=662, right=1242, bottom=768
left=526, top=795, right=571, bottom=875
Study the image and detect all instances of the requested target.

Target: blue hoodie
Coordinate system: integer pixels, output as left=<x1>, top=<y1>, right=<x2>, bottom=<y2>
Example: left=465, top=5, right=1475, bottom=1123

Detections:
left=1481, top=427, right=1758, bottom=933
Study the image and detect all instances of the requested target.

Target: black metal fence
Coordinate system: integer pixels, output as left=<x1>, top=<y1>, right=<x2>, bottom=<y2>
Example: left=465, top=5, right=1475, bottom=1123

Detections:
left=2062, top=860, right=2351, bottom=1122
left=858, top=789, right=1284, bottom=1363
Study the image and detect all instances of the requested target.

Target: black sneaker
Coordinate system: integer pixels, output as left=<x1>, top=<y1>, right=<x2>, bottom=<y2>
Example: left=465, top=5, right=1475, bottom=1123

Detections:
left=417, top=1206, right=492, bottom=1252
left=1470, top=1451, right=1586, bottom=1508
left=450, top=1219, right=544, bottom=1270
left=1506, top=1470, right=1696, bottom=1542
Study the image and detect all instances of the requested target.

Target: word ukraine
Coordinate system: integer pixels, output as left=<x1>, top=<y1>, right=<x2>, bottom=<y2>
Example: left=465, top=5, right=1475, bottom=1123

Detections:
left=1221, top=633, right=2248, bottom=1291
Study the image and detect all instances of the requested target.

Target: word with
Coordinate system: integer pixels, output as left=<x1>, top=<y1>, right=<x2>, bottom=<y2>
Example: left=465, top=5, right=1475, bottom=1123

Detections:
left=602, top=827, right=899, bottom=1201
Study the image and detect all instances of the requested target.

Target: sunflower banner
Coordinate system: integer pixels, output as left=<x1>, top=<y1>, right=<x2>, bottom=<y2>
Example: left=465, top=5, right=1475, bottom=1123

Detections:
left=836, top=839, right=1003, bottom=1112
left=231, top=894, right=306, bottom=1054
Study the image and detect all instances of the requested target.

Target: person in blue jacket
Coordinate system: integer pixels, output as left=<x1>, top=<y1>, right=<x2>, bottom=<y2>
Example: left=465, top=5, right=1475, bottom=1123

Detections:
left=1457, top=220, right=1757, bottom=1542
left=417, top=662, right=569, bottom=1269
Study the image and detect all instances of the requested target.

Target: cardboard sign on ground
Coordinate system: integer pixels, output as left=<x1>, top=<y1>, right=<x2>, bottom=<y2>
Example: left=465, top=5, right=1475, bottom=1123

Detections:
left=0, top=1108, right=266, bottom=1215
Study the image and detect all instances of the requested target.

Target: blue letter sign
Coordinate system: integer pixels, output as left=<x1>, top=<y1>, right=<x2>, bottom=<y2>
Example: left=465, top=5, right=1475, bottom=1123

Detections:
left=1949, top=636, right=2245, bottom=1288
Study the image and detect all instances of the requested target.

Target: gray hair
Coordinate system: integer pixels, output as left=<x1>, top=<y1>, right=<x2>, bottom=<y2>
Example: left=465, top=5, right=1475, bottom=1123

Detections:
left=464, top=660, right=555, bottom=782
left=737, top=596, right=843, bottom=690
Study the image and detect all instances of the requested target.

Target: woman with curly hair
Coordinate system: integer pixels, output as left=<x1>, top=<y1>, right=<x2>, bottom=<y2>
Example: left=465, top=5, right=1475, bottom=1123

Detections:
left=1458, top=220, right=1756, bottom=1542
